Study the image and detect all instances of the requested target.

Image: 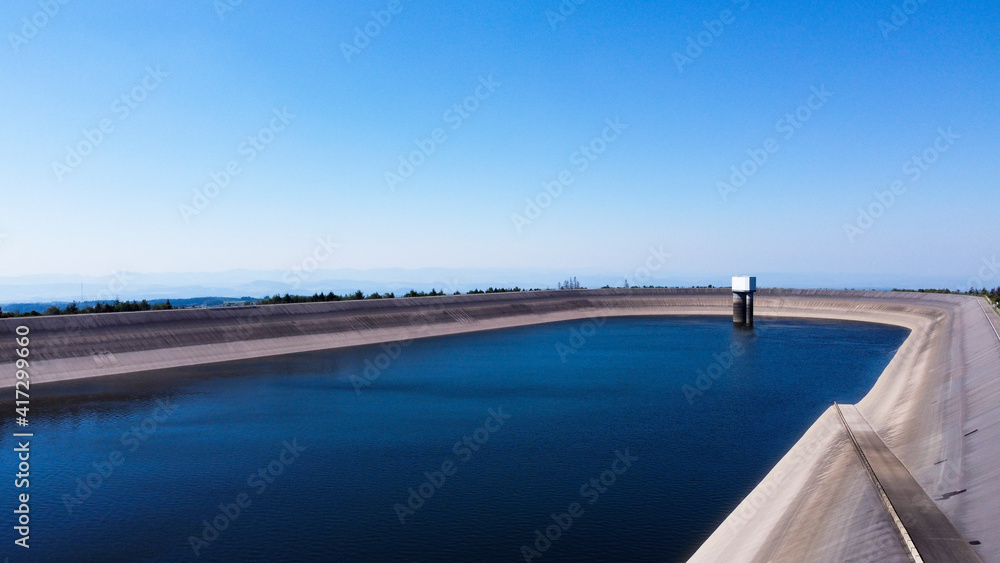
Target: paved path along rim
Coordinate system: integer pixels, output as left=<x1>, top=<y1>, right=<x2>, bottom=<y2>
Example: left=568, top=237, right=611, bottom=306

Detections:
left=835, top=403, right=983, bottom=562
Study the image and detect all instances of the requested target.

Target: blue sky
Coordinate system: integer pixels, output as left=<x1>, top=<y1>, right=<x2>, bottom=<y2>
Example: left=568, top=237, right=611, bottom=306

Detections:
left=1, top=0, right=998, bottom=288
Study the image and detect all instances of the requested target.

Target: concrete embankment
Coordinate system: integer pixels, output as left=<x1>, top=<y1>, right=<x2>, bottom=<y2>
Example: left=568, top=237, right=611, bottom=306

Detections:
left=0, top=288, right=729, bottom=387
left=1, top=288, right=997, bottom=560
left=689, top=290, right=999, bottom=561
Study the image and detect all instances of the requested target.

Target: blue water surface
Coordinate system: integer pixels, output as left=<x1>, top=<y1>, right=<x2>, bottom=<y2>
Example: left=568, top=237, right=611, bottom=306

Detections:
left=0, top=316, right=908, bottom=562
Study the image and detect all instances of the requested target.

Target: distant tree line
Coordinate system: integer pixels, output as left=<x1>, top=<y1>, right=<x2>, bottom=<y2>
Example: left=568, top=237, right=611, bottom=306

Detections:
left=974, top=287, right=1000, bottom=307
left=892, top=287, right=1000, bottom=307
left=257, top=287, right=539, bottom=305
left=259, top=291, right=389, bottom=305
left=599, top=284, right=713, bottom=289
left=0, top=308, right=41, bottom=318
left=0, top=299, right=175, bottom=318
left=0, top=287, right=551, bottom=318
left=466, top=287, right=527, bottom=294
left=5, top=285, right=999, bottom=319
left=50, top=299, right=175, bottom=315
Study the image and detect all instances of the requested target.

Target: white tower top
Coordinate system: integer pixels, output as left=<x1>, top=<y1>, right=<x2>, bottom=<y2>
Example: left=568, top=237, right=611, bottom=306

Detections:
left=732, top=276, right=756, bottom=292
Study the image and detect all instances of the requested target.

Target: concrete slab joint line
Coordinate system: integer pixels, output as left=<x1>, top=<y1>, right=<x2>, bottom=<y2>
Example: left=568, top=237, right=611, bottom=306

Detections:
left=835, top=403, right=983, bottom=562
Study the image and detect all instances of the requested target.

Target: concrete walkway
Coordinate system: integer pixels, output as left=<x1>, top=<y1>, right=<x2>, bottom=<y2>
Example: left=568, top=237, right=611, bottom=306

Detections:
left=836, top=403, right=982, bottom=562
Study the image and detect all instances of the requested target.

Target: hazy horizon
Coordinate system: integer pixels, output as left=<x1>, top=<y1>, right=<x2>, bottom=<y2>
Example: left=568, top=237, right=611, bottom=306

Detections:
left=0, top=266, right=993, bottom=305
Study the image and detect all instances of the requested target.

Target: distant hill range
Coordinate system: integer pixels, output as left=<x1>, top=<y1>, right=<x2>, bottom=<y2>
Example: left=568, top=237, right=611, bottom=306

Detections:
left=1, top=297, right=258, bottom=315
left=0, top=268, right=978, bottom=307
